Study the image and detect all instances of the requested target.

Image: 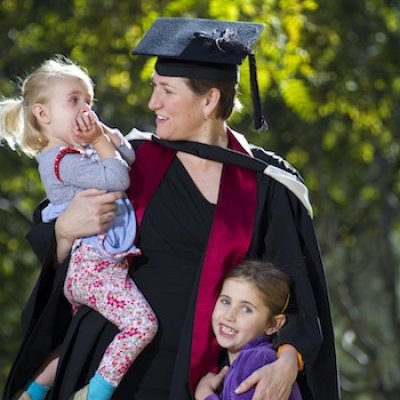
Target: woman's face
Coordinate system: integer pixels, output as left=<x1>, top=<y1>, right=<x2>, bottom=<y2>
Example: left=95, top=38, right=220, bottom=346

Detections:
left=148, top=73, right=207, bottom=141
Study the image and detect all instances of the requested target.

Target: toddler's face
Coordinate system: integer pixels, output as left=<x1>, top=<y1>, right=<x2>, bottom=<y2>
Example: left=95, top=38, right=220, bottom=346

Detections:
left=41, top=77, right=94, bottom=147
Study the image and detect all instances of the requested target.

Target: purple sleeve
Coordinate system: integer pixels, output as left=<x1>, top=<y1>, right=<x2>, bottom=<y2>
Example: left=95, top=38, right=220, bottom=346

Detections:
left=222, top=347, right=277, bottom=399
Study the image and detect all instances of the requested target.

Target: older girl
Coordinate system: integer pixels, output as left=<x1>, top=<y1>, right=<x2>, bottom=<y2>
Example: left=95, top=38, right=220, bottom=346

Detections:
left=195, top=260, right=302, bottom=400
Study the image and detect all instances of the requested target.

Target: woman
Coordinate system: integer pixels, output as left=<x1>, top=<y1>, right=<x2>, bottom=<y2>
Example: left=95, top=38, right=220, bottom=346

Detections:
left=4, top=18, right=339, bottom=400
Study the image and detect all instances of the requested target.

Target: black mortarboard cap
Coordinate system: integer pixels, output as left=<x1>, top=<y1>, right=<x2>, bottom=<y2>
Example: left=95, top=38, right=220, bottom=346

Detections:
left=133, top=18, right=268, bottom=130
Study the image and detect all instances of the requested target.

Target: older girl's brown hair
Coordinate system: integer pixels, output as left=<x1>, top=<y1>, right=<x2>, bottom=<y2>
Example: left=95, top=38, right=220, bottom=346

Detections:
left=225, top=260, right=291, bottom=316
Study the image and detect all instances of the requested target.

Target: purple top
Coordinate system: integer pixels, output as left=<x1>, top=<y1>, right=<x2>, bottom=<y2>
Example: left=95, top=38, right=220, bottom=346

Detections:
left=205, top=336, right=302, bottom=400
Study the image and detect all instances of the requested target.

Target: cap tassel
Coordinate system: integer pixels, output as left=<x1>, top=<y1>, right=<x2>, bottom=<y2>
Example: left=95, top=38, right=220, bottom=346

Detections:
left=248, top=53, right=268, bottom=131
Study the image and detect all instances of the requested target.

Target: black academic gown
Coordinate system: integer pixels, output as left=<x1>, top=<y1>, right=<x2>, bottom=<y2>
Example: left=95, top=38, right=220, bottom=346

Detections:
left=3, top=131, right=339, bottom=400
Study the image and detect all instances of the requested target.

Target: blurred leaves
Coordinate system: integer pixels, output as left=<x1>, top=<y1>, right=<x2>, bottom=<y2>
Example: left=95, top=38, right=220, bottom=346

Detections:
left=0, top=0, right=399, bottom=398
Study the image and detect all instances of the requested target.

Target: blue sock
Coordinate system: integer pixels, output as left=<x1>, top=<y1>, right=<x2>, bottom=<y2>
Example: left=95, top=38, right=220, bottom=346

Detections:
left=26, top=381, right=50, bottom=400
left=88, top=372, right=116, bottom=400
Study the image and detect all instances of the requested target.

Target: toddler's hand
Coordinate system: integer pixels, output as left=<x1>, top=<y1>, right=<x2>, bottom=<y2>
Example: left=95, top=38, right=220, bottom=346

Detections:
left=74, top=110, right=104, bottom=145
left=99, top=122, right=124, bottom=148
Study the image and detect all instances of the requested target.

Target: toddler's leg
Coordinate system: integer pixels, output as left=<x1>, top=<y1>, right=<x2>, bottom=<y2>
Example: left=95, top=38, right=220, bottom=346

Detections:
left=65, top=245, right=158, bottom=399
left=64, top=246, right=84, bottom=314
left=18, top=353, right=58, bottom=400
left=20, top=382, right=49, bottom=400
left=94, top=273, right=158, bottom=386
left=34, top=356, right=59, bottom=386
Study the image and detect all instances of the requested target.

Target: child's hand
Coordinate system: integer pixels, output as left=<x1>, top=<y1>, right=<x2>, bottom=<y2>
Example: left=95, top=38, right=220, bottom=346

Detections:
left=99, top=122, right=124, bottom=148
left=74, top=110, right=104, bottom=145
left=194, top=366, right=229, bottom=400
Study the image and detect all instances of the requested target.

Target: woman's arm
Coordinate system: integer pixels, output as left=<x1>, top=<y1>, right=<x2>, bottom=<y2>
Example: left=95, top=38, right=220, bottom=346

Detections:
left=234, top=346, right=299, bottom=400
left=55, top=189, right=122, bottom=263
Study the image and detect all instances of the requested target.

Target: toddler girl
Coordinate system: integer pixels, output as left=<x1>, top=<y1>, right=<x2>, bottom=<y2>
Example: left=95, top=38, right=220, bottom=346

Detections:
left=0, top=56, right=158, bottom=400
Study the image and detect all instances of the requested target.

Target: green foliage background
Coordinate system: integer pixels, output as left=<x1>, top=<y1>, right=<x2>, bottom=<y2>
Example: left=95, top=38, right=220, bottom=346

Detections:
left=1, top=1, right=399, bottom=398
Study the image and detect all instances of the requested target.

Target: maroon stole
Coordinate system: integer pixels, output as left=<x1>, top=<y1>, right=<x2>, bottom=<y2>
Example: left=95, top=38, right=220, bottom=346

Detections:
left=128, top=130, right=258, bottom=390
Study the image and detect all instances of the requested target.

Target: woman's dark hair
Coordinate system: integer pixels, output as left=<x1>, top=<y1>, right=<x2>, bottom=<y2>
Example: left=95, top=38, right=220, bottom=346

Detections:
left=186, top=78, right=242, bottom=120
left=225, top=260, right=291, bottom=316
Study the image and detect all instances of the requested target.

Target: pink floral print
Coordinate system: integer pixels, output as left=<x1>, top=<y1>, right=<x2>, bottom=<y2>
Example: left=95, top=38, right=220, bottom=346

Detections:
left=64, top=243, right=158, bottom=386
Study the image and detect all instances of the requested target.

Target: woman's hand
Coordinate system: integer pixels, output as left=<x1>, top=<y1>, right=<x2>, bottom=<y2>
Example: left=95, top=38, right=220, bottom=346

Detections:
left=235, top=348, right=298, bottom=400
left=194, top=366, right=229, bottom=400
left=55, top=189, right=122, bottom=263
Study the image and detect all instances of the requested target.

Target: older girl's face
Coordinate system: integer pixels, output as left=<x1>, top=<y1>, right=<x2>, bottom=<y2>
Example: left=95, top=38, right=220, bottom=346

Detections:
left=211, top=277, right=275, bottom=363
left=148, top=73, right=207, bottom=141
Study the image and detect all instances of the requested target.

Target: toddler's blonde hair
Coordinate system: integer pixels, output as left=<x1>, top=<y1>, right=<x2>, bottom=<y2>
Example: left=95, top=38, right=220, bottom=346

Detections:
left=0, top=55, right=94, bottom=157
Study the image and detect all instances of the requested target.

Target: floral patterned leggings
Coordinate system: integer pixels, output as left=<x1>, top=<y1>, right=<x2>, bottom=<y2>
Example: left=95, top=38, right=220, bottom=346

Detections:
left=64, top=243, right=158, bottom=386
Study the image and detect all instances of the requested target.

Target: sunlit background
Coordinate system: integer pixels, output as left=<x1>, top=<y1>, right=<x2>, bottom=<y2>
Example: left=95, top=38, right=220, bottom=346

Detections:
left=0, top=1, right=399, bottom=398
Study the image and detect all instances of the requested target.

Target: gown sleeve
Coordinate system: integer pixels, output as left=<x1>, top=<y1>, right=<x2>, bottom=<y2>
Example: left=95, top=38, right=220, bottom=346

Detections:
left=3, top=200, right=72, bottom=400
left=251, top=172, right=338, bottom=399
left=264, top=183, right=322, bottom=360
left=22, top=200, right=72, bottom=328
